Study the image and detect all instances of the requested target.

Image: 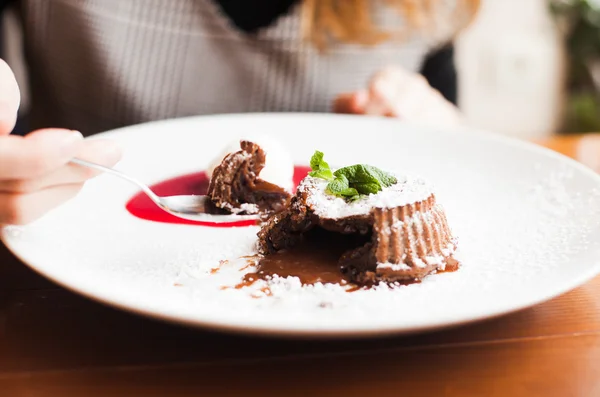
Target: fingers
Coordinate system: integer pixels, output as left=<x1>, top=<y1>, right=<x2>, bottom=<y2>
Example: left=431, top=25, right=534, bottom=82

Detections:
left=362, top=66, right=463, bottom=126
left=366, top=67, right=430, bottom=118
left=0, top=129, right=84, bottom=179
left=333, top=90, right=369, bottom=114
left=0, top=58, right=21, bottom=135
left=0, top=129, right=122, bottom=225
left=0, top=183, right=84, bottom=225
left=0, top=138, right=122, bottom=193
left=333, top=67, right=435, bottom=119
left=0, top=126, right=121, bottom=225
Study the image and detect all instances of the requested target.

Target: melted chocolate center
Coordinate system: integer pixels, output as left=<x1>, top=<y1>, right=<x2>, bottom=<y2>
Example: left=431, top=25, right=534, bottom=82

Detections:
left=238, top=229, right=370, bottom=287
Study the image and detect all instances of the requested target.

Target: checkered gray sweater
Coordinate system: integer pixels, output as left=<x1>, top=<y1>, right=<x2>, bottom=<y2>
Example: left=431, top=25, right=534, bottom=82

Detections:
left=15, top=0, right=458, bottom=135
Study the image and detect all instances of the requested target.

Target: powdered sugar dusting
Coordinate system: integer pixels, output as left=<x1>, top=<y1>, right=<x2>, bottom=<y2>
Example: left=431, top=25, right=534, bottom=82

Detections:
left=377, top=262, right=412, bottom=271
left=232, top=203, right=260, bottom=215
left=301, top=174, right=434, bottom=219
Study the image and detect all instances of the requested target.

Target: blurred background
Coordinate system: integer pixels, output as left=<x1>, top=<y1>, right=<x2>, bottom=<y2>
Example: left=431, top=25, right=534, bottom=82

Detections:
left=457, top=0, right=598, bottom=140
left=1, top=0, right=598, bottom=140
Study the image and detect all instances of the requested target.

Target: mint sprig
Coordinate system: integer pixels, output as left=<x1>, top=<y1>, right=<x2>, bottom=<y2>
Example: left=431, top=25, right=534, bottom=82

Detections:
left=325, top=174, right=360, bottom=201
left=308, top=151, right=334, bottom=180
left=308, top=151, right=397, bottom=201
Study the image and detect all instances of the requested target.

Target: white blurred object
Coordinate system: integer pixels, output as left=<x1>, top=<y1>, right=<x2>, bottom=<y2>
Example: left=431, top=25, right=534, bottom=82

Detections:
left=206, top=135, right=295, bottom=192
left=456, top=0, right=567, bottom=139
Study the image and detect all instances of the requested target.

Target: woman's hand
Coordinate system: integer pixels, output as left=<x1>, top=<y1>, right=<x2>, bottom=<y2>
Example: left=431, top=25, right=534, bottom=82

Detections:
left=0, top=59, right=121, bottom=225
left=334, top=66, right=463, bottom=127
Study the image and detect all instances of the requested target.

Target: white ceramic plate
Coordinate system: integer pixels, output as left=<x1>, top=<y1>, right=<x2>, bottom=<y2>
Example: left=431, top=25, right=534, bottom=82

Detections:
left=3, top=113, right=600, bottom=338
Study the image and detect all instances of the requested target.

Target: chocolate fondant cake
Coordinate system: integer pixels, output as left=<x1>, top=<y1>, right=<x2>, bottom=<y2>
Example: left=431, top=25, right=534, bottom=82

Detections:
left=207, top=141, right=292, bottom=215
left=257, top=153, right=457, bottom=284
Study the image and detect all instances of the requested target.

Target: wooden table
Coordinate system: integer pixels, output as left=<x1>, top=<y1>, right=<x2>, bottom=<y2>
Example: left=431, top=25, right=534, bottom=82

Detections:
left=1, top=134, right=600, bottom=396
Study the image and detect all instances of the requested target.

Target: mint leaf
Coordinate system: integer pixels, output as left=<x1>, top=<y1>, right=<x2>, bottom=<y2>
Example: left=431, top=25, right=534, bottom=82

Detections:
left=363, top=165, right=397, bottom=187
left=334, top=164, right=397, bottom=195
left=334, top=165, right=376, bottom=184
left=339, top=188, right=360, bottom=199
left=343, top=190, right=359, bottom=197
left=310, top=151, right=325, bottom=170
left=326, top=174, right=350, bottom=195
left=309, top=150, right=333, bottom=180
left=334, top=165, right=382, bottom=195
left=309, top=169, right=334, bottom=180
left=352, top=182, right=381, bottom=195
left=334, top=164, right=397, bottom=187
left=326, top=174, right=360, bottom=200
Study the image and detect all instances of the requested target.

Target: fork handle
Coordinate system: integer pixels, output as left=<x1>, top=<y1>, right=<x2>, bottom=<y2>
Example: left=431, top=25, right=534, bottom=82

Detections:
left=70, top=158, right=160, bottom=203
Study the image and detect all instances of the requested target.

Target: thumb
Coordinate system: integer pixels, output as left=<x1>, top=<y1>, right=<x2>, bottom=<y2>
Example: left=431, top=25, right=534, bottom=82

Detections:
left=0, top=129, right=83, bottom=179
left=0, top=58, right=21, bottom=136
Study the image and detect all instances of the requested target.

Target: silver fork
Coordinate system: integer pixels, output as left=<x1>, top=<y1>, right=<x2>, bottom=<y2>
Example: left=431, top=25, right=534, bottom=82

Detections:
left=70, top=158, right=260, bottom=223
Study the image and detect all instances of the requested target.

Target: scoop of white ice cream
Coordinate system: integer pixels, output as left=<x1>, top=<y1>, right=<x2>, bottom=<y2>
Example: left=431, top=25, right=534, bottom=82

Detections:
left=206, top=135, right=295, bottom=192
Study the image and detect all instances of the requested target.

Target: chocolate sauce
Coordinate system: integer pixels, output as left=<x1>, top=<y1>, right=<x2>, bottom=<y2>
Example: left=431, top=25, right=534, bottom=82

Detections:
left=235, top=253, right=459, bottom=292
left=237, top=229, right=365, bottom=288
left=239, top=245, right=348, bottom=286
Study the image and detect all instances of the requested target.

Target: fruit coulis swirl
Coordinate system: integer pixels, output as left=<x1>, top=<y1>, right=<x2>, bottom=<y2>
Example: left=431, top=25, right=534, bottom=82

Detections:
left=125, top=166, right=310, bottom=227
